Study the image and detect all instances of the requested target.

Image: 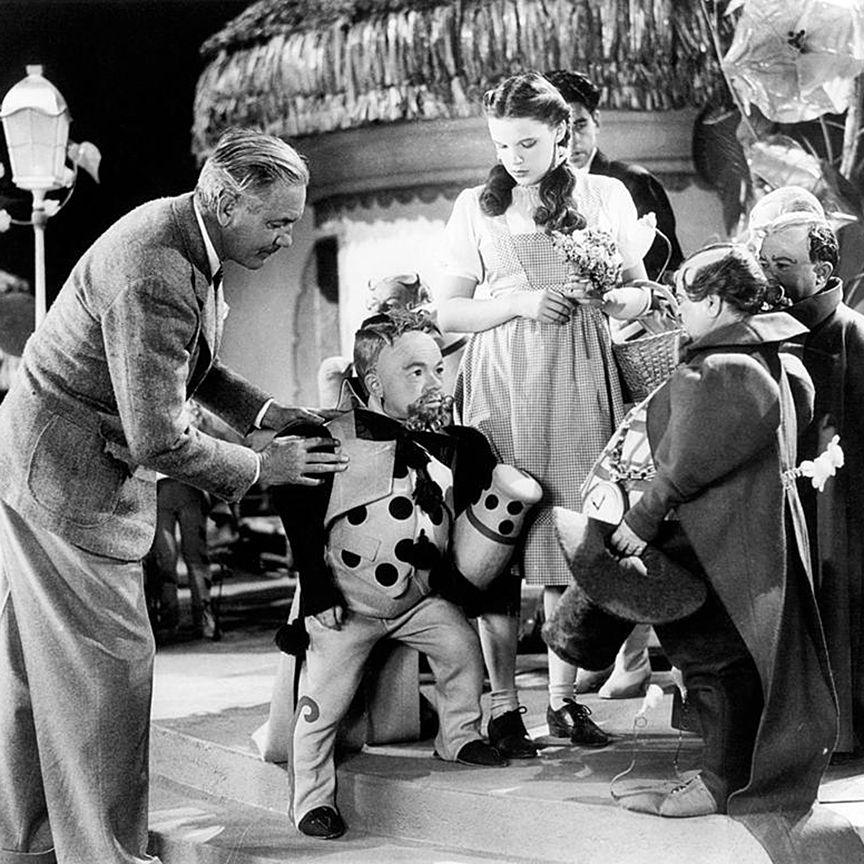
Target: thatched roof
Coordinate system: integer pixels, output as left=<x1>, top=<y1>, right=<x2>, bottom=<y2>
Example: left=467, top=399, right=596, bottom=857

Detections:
left=193, top=0, right=725, bottom=157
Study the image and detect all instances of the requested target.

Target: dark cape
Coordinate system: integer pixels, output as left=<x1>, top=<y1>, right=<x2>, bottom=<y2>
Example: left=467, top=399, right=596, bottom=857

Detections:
left=789, top=278, right=864, bottom=757
left=628, top=312, right=864, bottom=863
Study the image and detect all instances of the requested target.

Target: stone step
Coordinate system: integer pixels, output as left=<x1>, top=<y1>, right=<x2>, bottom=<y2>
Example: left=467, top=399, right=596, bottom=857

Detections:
left=150, top=718, right=771, bottom=864
left=149, top=775, right=513, bottom=864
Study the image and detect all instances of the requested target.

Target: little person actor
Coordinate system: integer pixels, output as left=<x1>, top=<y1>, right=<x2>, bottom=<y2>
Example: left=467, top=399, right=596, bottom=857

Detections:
left=273, top=309, right=507, bottom=840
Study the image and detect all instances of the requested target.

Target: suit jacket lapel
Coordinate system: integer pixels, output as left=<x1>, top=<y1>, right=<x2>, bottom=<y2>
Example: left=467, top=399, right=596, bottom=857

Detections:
left=170, top=195, right=221, bottom=395
left=588, top=149, right=610, bottom=175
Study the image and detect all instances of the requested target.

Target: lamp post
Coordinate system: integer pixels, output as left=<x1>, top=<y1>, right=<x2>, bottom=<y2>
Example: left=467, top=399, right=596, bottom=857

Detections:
left=1, top=65, right=70, bottom=327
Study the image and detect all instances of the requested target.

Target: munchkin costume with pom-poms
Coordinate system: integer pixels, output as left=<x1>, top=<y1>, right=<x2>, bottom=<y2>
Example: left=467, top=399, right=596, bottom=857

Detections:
left=270, top=406, right=539, bottom=831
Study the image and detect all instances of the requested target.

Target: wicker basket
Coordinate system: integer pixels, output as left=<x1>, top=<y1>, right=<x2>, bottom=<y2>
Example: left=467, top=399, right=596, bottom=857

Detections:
left=612, top=328, right=684, bottom=403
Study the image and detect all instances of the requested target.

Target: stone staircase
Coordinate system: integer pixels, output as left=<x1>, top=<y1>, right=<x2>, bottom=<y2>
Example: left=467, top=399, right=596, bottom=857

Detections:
left=148, top=698, right=779, bottom=864
left=146, top=603, right=864, bottom=864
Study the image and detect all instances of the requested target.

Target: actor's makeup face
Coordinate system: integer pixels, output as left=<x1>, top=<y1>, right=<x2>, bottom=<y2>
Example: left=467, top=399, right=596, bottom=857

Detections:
left=221, top=181, right=306, bottom=270
left=487, top=116, right=564, bottom=186
left=759, top=223, right=827, bottom=302
left=372, top=331, right=445, bottom=421
left=566, top=103, right=599, bottom=169
left=676, top=289, right=716, bottom=340
left=673, top=249, right=726, bottom=340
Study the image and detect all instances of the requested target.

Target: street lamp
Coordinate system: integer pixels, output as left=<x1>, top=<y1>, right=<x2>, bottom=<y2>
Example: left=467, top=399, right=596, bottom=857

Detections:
left=1, top=65, right=71, bottom=326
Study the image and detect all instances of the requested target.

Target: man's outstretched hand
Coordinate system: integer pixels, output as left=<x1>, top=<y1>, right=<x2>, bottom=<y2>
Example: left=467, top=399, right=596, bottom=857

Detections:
left=258, top=435, right=348, bottom=487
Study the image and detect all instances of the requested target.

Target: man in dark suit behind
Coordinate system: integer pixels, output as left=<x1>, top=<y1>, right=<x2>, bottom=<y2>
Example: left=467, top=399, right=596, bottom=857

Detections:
left=0, top=129, right=348, bottom=864
left=546, top=69, right=684, bottom=282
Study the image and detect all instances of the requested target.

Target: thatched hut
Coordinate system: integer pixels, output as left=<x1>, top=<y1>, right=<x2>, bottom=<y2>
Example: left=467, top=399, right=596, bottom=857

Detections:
left=193, top=0, right=728, bottom=406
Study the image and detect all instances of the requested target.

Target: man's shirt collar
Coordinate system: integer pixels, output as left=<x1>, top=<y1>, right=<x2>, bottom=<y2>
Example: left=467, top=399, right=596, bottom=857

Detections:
left=192, top=197, right=221, bottom=281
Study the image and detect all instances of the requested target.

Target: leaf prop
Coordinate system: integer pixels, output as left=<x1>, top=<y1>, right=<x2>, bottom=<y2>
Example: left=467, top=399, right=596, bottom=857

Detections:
left=820, top=160, right=864, bottom=223
left=67, top=141, right=101, bottom=183
left=692, top=102, right=752, bottom=233
left=748, top=135, right=824, bottom=190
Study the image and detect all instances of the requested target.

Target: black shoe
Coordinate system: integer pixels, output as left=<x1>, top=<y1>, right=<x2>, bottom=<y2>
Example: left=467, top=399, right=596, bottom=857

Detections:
left=546, top=698, right=610, bottom=747
left=297, top=806, right=346, bottom=839
left=487, top=707, right=540, bottom=759
left=454, top=739, right=509, bottom=767
left=830, top=749, right=864, bottom=766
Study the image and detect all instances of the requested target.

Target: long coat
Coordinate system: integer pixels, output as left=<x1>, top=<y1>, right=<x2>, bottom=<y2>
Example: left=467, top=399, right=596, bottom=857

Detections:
left=0, top=193, right=266, bottom=561
left=790, top=278, right=864, bottom=754
left=625, top=313, right=839, bottom=823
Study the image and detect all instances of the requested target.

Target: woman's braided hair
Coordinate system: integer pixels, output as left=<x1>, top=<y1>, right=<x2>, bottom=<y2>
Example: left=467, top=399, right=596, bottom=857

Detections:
left=480, top=72, right=585, bottom=234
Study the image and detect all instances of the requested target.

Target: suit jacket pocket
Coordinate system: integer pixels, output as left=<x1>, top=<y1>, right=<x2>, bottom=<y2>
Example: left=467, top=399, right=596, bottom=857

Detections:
left=27, top=413, right=124, bottom=528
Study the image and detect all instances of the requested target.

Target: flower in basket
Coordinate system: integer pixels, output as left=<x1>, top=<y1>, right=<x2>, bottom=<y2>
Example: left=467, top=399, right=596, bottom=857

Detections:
left=549, top=227, right=623, bottom=300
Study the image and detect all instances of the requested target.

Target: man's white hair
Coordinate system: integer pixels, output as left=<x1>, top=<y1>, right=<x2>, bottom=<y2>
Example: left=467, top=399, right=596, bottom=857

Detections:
left=196, top=128, right=309, bottom=212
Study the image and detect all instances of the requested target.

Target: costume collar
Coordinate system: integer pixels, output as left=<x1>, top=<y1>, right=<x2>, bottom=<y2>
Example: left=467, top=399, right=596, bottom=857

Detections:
left=352, top=408, right=458, bottom=465
left=336, top=376, right=368, bottom=411
left=682, top=311, right=808, bottom=362
left=787, top=278, right=843, bottom=330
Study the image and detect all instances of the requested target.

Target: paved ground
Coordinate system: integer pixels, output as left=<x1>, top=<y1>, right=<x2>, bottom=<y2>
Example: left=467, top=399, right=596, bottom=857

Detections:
left=149, top=568, right=864, bottom=864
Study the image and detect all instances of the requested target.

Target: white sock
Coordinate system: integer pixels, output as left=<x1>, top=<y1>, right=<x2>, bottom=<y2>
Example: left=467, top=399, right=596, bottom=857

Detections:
left=548, top=683, right=575, bottom=712
left=489, top=689, right=519, bottom=719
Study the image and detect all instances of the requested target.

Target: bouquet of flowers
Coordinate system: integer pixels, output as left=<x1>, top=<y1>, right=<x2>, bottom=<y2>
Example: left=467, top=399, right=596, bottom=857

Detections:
left=549, top=227, right=623, bottom=299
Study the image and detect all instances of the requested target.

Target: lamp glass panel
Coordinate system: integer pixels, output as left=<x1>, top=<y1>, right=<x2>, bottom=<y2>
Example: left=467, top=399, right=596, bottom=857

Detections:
left=3, top=108, right=68, bottom=187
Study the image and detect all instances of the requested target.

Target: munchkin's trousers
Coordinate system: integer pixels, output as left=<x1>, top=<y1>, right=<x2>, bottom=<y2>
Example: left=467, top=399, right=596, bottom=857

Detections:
left=656, top=585, right=764, bottom=809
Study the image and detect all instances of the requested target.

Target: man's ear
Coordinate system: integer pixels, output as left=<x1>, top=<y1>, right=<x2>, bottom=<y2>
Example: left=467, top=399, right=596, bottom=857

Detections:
left=364, top=371, right=383, bottom=398
left=813, top=260, right=833, bottom=288
left=215, top=192, right=236, bottom=227
left=555, top=120, right=567, bottom=145
left=706, top=293, right=723, bottom=318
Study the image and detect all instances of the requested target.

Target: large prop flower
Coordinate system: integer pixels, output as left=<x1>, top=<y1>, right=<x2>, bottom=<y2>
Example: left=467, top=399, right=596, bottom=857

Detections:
left=722, top=0, right=864, bottom=123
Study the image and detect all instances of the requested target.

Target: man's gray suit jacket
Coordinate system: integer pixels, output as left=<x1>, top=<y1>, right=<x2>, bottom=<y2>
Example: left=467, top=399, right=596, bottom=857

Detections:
left=0, top=193, right=268, bottom=561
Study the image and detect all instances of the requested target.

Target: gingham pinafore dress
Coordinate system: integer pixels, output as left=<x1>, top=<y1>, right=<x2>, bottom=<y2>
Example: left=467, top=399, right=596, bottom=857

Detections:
left=449, top=181, right=643, bottom=586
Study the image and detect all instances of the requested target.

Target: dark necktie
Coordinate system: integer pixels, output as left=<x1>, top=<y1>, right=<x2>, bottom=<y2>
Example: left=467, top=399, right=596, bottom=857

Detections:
left=211, top=266, right=223, bottom=293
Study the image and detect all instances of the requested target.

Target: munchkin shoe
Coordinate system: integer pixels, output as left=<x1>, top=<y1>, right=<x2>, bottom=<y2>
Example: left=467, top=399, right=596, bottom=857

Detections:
left=444, top=739, right=509, bottom=767
left=575, top=665, right=613, bottom=694
left=546, top=699, right=610, bottom=747
left=597, top=661, right=651, bottom=700
left=487, top=707, right=540, bottom=759
left=658, top=775, right=720, bottom=818
left=297, top=806, right=347, bottom=839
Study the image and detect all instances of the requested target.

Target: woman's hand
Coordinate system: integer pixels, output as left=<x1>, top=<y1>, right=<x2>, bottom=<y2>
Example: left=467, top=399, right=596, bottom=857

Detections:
left=520, top=288, right=573, bottom=324
left=609, top=521, right=648, bottom=557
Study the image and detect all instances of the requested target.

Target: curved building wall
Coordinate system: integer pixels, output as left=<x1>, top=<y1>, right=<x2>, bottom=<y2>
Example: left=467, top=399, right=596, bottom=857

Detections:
left=219, top=114, right=725, bottom=406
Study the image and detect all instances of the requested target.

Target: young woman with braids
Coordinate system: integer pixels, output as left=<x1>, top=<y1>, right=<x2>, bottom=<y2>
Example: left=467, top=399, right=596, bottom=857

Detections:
left=436, top=71, right=657, bottom=758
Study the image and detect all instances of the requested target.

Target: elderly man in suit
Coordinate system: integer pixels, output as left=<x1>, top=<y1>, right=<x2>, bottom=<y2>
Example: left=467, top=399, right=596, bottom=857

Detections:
left=0, top=128, right=348, bottom=864
left=545, top=69, right=684, bottom=282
